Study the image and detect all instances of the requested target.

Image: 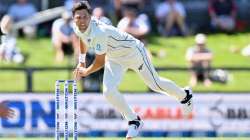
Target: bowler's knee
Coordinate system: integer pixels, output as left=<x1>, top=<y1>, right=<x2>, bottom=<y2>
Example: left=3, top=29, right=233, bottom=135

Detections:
left=103, top=86, right=118, bottom=98
left=147, top=80, right=162, bottom=92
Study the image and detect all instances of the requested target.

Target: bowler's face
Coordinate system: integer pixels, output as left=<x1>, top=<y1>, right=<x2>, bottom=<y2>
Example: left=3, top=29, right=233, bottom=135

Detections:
left=73, top=9, right=91, bottom=33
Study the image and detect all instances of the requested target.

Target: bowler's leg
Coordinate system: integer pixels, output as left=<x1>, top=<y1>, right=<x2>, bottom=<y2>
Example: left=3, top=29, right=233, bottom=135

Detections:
left=134, top=48, right=186, bottom=101
left=103, top=60, right=143, bottom=139
left=133, top=47, right=193, bottom=116
left=103, top=60, right=137, bottom=121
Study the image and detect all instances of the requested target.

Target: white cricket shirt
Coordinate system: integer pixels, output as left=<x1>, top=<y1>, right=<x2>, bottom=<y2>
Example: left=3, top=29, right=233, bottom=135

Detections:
left=73, top=18, right=142, bottom=61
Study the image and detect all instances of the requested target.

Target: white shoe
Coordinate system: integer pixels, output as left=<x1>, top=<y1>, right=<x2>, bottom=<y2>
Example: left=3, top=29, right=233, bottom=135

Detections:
left=126, top=116, right=143, bottom=139
left=181, top=87, right=193, bottom=118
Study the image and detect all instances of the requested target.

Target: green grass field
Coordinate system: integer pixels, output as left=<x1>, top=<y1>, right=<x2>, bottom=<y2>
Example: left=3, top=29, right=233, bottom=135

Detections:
left=0, top=34, right=250, bottom=92
left=0, top=138, right=249, bottom=140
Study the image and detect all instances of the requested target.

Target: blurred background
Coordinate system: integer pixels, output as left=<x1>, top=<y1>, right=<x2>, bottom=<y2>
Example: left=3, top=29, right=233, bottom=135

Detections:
left=0, top=0, right=250, bottom=139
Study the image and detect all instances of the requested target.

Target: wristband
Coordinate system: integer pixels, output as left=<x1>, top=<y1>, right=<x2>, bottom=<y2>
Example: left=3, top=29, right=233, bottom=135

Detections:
left=79, top=53, right=86, bottom=63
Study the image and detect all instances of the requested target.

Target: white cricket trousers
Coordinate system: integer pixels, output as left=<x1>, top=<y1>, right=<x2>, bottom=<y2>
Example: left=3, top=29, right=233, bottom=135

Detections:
left=103, top=44, right=186, bottom=121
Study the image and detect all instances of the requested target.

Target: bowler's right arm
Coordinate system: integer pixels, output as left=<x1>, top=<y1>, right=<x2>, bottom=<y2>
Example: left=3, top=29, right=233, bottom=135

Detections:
left=73, top=38, right=88, bottom=80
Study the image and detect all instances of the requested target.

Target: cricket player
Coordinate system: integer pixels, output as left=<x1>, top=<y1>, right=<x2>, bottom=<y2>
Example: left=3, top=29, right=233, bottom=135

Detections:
left=72, top=1, right=193, bottom=139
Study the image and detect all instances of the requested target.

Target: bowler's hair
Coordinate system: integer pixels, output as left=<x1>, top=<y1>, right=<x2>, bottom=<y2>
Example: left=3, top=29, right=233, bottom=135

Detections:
left=72, top=1, right=92, bottom=16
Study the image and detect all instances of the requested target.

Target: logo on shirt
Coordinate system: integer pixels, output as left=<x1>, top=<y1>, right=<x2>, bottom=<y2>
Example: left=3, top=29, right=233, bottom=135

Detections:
left=138, top=64, right=144, bottom=71
left=96, top=44, right=102, bottom=51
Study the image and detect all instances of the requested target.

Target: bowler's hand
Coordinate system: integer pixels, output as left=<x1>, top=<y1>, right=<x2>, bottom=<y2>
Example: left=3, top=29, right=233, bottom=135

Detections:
left=78, top=67, right=89, bottom=77
left=73, top=66, right=89, bottom=80
left=0, top=101, right=15, bottom=119
left=73, top=63, right=84, bottom=80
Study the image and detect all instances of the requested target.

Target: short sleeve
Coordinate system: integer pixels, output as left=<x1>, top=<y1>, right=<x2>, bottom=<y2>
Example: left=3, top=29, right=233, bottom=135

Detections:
left=137, top=14, right=150, bottom=33
left=155, top=3, right=168, bottom=18
left=52, top=19, right=63, bottom=33
left=176, top=2, right=186, bottom=17
left=186, top=48, right=194, bottom=60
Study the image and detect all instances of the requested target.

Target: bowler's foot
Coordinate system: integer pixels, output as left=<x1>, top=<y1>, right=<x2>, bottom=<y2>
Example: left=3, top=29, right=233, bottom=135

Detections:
left=181, top=87, right=193, bottom=117
left=126, top=116, right=143, bottom=139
